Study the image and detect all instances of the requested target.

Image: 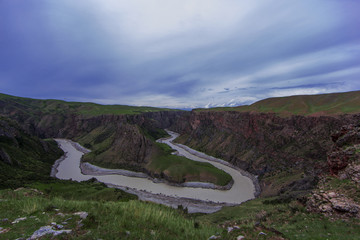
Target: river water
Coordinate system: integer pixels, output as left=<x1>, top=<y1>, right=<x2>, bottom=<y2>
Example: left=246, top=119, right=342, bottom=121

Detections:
left=54, top=131, right=255, bottom=205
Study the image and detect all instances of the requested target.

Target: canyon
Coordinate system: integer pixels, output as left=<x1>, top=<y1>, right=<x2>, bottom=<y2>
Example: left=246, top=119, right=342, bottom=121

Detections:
left=1, top=92, right=360, bottom=239
left=1, top=92, right=360, bottom=198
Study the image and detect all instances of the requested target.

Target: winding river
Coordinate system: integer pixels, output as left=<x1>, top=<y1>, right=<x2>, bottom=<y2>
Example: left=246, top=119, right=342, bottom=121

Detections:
left=53, top=131, right=256, bottom=212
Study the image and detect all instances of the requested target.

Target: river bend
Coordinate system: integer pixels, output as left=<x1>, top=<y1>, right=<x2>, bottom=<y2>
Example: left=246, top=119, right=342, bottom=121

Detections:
left=53, top=131, right=255, bottom=209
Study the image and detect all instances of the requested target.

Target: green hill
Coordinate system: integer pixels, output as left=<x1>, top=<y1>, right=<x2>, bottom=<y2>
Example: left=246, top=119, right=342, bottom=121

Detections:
left=0, top=93, right=177, bottom=117
left=197, top=90, right=360, bottom=116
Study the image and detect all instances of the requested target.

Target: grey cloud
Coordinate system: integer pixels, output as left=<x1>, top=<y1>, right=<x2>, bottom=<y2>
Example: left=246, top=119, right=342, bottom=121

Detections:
left=1, top=0, right=360, bottom=108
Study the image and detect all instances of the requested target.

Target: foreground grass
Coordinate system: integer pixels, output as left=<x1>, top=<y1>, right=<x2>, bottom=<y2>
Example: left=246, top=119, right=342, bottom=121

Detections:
left=2, top=181, right=359, bottom=239
left=196, top=198, right=360, bottom=240
left=0, top=187, right=219, bottom=240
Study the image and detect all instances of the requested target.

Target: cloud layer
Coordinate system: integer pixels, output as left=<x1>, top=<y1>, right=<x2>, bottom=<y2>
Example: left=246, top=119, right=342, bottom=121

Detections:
left=1, top=0, right=359, bottom=108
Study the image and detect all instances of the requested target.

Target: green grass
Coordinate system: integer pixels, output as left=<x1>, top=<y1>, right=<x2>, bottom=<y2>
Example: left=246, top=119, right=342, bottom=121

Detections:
left=29, top=180, right=137, bottom=202
left=321, top=176, right=360, bottom=203
left=260, top=170, right=304, bottom=197
left=0, top=187, right=219, bottom=240
left=195, top=90, right=360, bottom=116
left=196, top=197, right=360, bottom=239
left=147, top=143, right=232, bottom=186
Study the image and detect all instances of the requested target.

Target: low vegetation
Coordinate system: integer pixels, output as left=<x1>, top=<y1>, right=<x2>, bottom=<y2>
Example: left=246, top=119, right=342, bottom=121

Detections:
left=29, top=179, right=137, bottom=202
left=2, top=185, right=359, bottom=239
left=319, top=175, right=360, bottom=205
left=0, top=187, right=219, bottom=240
left=195, top=197, right=360, bottom=239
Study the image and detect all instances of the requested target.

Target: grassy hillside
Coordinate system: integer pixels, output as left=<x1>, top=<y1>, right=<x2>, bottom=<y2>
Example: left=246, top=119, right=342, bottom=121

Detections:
left=0, top=92, right=177, bottom=117
left=147, top=143, right=232, bottom=186
left=196, top=90, right=360, bottom=116
left=79, top=126, right=233, bottom=186
left=1, top=184, right=359, bottom=239
left=0, top=117, right=63, bottom=189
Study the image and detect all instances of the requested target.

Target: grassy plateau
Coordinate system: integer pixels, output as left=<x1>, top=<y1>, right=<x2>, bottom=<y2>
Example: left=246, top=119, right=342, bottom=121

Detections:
left=195, top=90, right=360, bottom=116
left=0, top=92, right=177, bottom=117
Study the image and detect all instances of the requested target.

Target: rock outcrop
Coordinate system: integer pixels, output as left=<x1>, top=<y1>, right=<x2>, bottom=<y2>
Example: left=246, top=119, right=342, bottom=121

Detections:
left=327, top=124, right=360, bottom=183
left=306, top=190, right=360, bottom=219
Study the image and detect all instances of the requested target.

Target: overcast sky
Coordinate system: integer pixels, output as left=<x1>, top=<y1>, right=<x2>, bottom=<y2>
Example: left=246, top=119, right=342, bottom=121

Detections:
left=1, top=0, right=360, bottom=108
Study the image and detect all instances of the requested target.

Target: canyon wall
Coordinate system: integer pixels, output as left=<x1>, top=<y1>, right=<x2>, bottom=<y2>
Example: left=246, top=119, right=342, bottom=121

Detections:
left=0, top=100, right=184, bottom=170
left=170, top=111, right=360, bottom=196
left=2, top=94, right=359, bottom=196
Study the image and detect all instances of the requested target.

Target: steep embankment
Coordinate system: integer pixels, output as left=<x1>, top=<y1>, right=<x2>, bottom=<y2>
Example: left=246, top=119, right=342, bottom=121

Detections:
left=171, top=111, right=360, bottom=196
left=35, top=112, right=182, bottom=172
left=306, top=123, right=360, bottom=219
left=0, top=93, right=184, bottom=171
left=0, top=117, right=63, bottom=189
left=3, top=93, right=230, bottom=186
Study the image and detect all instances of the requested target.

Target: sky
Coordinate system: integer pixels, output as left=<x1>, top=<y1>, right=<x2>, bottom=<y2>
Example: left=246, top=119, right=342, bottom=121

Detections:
left=1, top=0, right=360, bottom=109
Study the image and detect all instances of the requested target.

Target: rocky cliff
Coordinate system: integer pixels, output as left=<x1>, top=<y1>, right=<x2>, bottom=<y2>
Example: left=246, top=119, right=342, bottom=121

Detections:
left=306, top=124, right=360, bottom=219
left=170, top=111, right=360, bottom=196
left=0, top=94, right=184, bottom=171
left=327, top=123, right=360, bottom=183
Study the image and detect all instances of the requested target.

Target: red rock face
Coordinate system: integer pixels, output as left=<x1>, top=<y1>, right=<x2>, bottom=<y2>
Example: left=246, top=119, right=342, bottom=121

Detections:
left=171, top=111, right=360, bottom=181
left=327, top=124, right=360, bottom=177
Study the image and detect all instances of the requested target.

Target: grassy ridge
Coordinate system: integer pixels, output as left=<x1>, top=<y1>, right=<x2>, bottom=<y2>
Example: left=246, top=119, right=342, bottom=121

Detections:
left=147, top=143, right=232, bottom=186
left=196, top=90, right=360, bottom=116
left=0, top=92, right=177, bottom=117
